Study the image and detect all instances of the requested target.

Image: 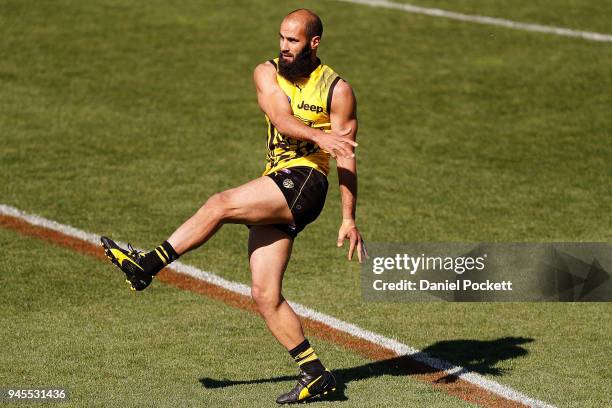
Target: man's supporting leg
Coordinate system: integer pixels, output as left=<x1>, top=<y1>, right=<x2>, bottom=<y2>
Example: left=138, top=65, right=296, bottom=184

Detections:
left=248, top=225, right=304, bottom=349
left=248, top=225, right=335, bottom=404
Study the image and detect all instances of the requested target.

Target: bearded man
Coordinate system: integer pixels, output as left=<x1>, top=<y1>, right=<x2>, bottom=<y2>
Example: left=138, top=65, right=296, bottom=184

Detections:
left=101, top=8, right=366, bottom=404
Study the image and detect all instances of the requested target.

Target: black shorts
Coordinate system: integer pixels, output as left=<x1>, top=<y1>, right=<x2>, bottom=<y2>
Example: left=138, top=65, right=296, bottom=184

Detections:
left=249, top=166, right=328, bottom=239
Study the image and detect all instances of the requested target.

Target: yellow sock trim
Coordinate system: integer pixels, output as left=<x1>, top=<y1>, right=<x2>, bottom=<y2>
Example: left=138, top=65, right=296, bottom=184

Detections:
left=159, top=246, right=169, bottom=260
left=298, top=352, right=319, bottom=365
left=155, top=248, right=168, bottom=264
left=296, top=347, right=314, bottom=360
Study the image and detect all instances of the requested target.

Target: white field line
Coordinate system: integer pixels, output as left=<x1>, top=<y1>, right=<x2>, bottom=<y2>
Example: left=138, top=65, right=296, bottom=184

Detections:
left=332, top=0, right=612, bottom=43
left=0, top=203, right=556, bottom=408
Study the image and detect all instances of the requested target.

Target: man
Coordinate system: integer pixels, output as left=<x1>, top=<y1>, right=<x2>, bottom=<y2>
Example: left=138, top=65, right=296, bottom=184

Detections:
left=100, top=8, right=366, bottom=404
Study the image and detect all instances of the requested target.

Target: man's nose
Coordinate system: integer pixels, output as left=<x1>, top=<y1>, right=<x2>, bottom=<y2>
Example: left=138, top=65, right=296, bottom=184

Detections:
left=280, top=39, right=289, bottom=51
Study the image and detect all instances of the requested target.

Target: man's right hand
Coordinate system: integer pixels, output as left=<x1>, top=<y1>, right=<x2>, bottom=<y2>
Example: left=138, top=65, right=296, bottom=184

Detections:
left=314, top=127, right=358, bottom=159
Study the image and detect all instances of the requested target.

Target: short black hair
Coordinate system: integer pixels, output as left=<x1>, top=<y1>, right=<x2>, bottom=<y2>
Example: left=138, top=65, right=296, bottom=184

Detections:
left=287, top=9, right=323, bottom=39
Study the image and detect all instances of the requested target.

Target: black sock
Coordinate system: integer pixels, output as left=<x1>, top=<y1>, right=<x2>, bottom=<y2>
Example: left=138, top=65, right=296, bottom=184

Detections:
left=289, top=338, right=325, bottom=376
left=140, top=241, right=179, bottom=276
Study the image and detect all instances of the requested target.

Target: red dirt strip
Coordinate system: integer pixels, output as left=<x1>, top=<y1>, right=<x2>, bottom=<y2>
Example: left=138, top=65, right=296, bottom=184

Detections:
left=1, top=214, right=526, bottom=407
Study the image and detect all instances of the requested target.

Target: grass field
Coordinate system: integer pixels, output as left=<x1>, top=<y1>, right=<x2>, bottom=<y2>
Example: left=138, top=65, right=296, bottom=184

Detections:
left=1, top=0, right=611, bottom=406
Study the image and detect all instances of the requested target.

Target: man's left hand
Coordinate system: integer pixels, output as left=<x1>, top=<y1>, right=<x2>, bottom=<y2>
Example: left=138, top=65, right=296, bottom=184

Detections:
left=337, top=219, right=368, bottom=263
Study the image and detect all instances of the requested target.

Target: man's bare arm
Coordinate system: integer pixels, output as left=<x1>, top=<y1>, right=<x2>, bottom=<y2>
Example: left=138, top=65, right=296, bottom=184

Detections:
left=330, top=79, right=367, bottom=262
left=253, top=62, right=356, bottom=159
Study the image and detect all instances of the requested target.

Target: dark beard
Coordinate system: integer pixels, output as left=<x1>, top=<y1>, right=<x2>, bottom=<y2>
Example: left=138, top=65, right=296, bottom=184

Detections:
left=278, top=44, right=318, bottom=82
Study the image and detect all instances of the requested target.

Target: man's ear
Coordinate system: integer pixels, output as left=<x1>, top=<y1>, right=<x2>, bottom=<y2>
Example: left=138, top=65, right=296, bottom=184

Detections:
left=310, top=35, right=321, bottom=51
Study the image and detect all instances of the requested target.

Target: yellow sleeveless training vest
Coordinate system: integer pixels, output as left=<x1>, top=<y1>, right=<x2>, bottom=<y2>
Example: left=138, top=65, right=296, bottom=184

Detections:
left=262, top=58, right=341, bottom=177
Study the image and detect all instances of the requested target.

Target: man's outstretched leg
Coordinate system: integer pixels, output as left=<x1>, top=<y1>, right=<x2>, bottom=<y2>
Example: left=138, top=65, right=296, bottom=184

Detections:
left=249, top=225, right=336, bottom=404
left=101, top=176, right=293, bottom=290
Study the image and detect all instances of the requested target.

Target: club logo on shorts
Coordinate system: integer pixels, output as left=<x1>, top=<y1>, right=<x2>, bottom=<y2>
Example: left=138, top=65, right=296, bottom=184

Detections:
left=283, top=179, right=294, bottom=189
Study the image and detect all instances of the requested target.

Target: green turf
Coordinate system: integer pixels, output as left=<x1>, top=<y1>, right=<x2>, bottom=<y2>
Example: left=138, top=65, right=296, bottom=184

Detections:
left=0, top=228, right=475, bottom=407
left=1, top=0, right=611, bottom=406
left=395, top=0, right=612, bottom=33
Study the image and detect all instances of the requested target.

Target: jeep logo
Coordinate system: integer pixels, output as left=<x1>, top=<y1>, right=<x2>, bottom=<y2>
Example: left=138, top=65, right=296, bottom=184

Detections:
left=297, top=100, right=323, bottom=114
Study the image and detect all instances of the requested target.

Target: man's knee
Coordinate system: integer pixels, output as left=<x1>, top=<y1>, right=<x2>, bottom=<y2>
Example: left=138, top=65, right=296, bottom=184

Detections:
left=251, top=284, right=282, bottom=314
left=200, top=191, right=235, bottom=221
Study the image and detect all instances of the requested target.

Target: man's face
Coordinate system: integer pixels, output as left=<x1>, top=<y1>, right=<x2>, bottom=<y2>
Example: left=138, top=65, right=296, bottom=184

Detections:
left=278, top=18, right=309, bottom=64
left=278, top=18, right=317, bottom=81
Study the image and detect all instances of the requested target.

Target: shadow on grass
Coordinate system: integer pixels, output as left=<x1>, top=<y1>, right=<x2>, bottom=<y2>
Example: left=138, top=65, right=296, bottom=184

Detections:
left=199, top=336, right=533, bottom=402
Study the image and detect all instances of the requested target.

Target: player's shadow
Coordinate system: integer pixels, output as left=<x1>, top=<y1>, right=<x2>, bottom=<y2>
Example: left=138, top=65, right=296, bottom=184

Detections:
left=199, top=336, right=533, bottom=402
